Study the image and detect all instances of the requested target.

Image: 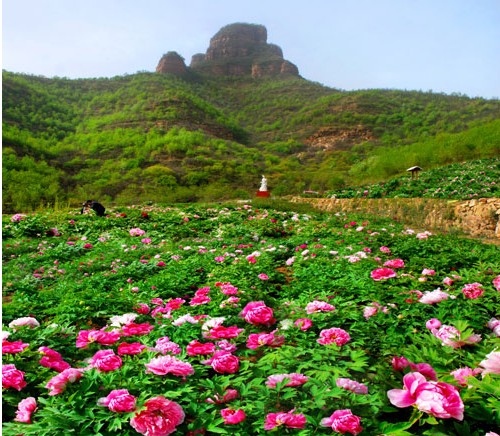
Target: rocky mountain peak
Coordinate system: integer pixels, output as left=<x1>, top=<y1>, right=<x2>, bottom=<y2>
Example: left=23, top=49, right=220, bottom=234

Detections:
left=156, top=23, right=299, bottom=79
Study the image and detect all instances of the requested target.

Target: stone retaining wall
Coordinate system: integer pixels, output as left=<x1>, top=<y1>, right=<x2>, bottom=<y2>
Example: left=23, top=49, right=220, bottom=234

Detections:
left=290, top=197, right=500, bottom=240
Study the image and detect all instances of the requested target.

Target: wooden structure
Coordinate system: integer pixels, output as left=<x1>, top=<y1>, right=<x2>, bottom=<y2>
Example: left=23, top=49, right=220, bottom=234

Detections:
left=407, top=166, right=422, bottom=179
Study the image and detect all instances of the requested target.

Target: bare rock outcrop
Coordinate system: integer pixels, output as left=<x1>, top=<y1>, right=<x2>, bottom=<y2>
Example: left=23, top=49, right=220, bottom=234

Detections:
left=156, top=23, right=299, bottom=79
left=156, top=51, right=188, bottom=75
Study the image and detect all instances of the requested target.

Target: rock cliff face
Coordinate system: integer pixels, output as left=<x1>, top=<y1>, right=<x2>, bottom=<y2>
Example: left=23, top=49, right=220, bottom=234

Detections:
left=156, top=51, right=188, bottom=75
left=156, top=23, right=299, bottom=79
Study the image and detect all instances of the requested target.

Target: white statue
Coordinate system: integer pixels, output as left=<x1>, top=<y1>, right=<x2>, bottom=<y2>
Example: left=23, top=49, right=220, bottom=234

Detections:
left=259, top=175, right=268, bottom=192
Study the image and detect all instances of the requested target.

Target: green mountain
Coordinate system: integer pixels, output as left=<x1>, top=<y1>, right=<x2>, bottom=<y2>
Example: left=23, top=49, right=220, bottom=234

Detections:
left=3, top=23, right=500, bottom=212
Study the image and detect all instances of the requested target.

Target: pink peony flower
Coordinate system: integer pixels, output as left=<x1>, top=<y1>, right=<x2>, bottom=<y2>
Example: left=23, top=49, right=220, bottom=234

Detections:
left=478, top=351, right=500, bottom=376
left=247, top=330, right=285, bottom=349
left=45, top=368, right=83, bottom=395
left=2, top=364, right=27, bottom=391
left=203, top=351, right=240, bottom=374
left=154, top=337, right=181, bottom=355
left=425, top=318, right=442, bottom=329
left=422, top=268, right=436, bottom=276
left=317, top=328, right=351, bottom=346
left=240, top=301, right=276, bottom=326
left=91, top=349, right=123, bottom=372
left=450, top=367, right=481, bottom=386
left=294, top=318, right=313, bottom=330
left=2, top=340, right=29, bottom=354
left=383, top=258, right=405, bottom=268
left=8, top=316, right=40, bottom=330
left=186, top=340, right=216, bottom=356
left=14, top=397, right=37, bottom=423
left=363, top=305, right=379, bottom=319
left=321, top=409, right=363, bottom=435
left=493, top=275, right=500, bottom=291
left=98, top=389, right=137, bottom=413
left=266, top=373, right=309, bottom=388
left=379, top=246, right=391, bottom=254
left=336, top=378, right=368, bottom=394
left=431, top=324, right=482, bottom=348
left=387, top=372, right=464, bottom=420
left=305, top=300, right=336, bottom=314
left=221, top=408, right=246, bottom=425
left=418, top=288, right=449, bottom=304
left=264, top=410, right=307, bottom=430
left=462, top=282, right=484, bottom=299
left=117, top=342, right=146, bottom=355
left=258, top=273, right=269, bottom=280
left=370, top=267, right=396, bottom=281
left=129, top=228, right=146, bottom=237
left=442, top=276, right=454, bottom=286
left=145, top=355, right=194, bottom=377
left=206, top=388, right=239, bottom=404
left=130, top=396, right=184, bottom=436
left=11, top=213, right=26, bottom=222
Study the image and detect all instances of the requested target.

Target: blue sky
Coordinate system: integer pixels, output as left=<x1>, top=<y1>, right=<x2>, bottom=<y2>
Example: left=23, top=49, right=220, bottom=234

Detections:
left=2, top=0, right=499, bottom=99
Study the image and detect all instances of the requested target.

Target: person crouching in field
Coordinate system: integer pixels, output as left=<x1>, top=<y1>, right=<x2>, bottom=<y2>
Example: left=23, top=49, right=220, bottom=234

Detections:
left=81, top=200, right=106, bottom=217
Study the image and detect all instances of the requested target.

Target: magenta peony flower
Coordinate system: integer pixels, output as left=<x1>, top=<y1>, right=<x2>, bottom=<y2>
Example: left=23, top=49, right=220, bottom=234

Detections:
left=478, top=351, right=500, bottom=376
left=392, top=356, right=411, bottom=371
left=2, top=364, right=27, bottom=391
left=317, top=328, right=351, bottom=346
left=266, top=373, right=309, bottom=388
left=305, top=300, right=336, bottom=314
left=462, top=282, right=484, bottom=299
left=258, top=273, right=269, bottom=280
left=120, top=322, right=153, bottom=337
left=221, top=408, right=246, bottom=425
left=204, top=325, right=244, bottom=340
left=2, top=340, right=29, bottom=354
left=294, top=318, right=313, bottom=330
left=186, top=340, right=216, bottom=356
left=370, top=267, right=396, bottom=281
left=98, top=389, right=137, bottom=413
left=45, top=368, right=83, bottom=395
left=264, top=410, right=307, bottom=430
left=336, top=378, right=368, bottom=394
left=240, top=301, right=276, bottom=326
left=130, top=396, right=184, bottom=436
left=387, top=372, right=464, bottom=420
left=203, top=350, right=240, bottom=374
left=117, top=342, right=146, bottom=356
left=39, top=347, right=71, bottom=373
left=134, top=303, right=150, bottom=315
left=91, top=349, right=123, bottom=372
left=145, top=355, right=194, bottom=377
left=321, top=409, right=363, bottom=435
left=14, top=397, right=37, bottom=423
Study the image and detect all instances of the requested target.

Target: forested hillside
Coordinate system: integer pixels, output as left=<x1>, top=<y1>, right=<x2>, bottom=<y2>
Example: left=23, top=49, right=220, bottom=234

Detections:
left=3, top=70, right=500, bottom=212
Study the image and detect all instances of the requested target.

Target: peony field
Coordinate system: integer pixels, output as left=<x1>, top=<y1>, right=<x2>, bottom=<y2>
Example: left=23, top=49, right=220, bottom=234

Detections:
left=2, top=201, right=499, bottom=435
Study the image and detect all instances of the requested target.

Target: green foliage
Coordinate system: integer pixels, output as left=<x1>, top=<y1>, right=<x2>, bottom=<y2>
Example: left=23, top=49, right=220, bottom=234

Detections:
left=2, top=203, right=500, bottom=434
left=2, top=70, right=500, bottom=211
